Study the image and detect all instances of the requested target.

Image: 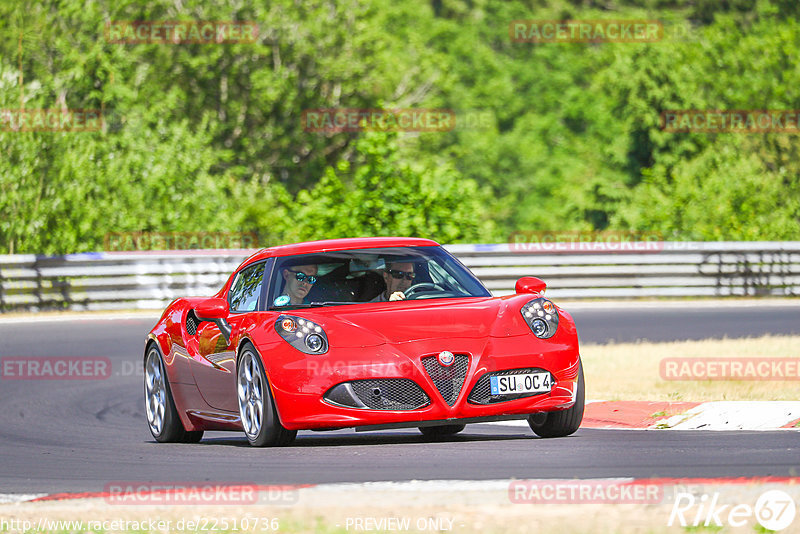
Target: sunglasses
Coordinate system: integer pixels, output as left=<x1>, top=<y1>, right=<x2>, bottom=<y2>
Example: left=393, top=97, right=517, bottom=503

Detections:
left=289, top=270, right=317, bottom=284
left=387, top=269, right=416, bottom=281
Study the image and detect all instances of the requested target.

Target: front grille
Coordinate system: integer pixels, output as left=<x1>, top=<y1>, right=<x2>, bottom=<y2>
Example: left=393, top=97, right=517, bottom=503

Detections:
left=349, top=379, right=430, bottom=410
left=467, top=367, right=550, bottom=405
left=421, top=354, right=470, bottom=406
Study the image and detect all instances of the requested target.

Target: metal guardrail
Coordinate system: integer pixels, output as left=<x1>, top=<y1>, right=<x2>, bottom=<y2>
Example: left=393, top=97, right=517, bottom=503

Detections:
left=0, top=250, right=248, bottom=312
left=1, top=242, right=799, bottom=311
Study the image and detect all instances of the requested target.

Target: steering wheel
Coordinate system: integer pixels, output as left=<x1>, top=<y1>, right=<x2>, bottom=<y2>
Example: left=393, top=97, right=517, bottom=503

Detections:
left=402, top=282, right=444, bottom=299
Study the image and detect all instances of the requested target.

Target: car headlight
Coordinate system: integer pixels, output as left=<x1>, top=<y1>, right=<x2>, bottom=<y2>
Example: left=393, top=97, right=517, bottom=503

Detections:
left=521, top=298, right=559, bottom=339
left=276, top=315, right=329, bottom=354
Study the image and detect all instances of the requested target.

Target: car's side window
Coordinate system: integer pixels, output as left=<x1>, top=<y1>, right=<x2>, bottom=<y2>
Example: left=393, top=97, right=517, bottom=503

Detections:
left=228, top=262, right=266, bottom=313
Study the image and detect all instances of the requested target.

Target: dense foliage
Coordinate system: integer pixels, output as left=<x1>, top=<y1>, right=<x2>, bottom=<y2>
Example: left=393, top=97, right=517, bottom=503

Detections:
left=1, top=0, right=798, bottom=253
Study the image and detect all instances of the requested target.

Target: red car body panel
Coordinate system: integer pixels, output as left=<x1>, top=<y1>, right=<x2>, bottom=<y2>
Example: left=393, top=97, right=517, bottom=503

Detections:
left=144, top=238, right=581, bottom=433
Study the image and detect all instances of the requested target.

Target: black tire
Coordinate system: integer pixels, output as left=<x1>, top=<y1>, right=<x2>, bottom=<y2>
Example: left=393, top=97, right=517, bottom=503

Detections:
left=419, top=424, right=466, bottom=438
left=182, top=430, right=205, bottom=443
left=144, top=344, right=204, bottom=443
left=237, top=344, right=297, bottom=447
left=528, top=361, right=585, bottom=438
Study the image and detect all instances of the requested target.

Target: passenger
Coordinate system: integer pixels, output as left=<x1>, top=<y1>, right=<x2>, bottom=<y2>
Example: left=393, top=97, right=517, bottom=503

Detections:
left=276, top=264, right=318, bottom=306
left=369, top=261, right=415, bottom=302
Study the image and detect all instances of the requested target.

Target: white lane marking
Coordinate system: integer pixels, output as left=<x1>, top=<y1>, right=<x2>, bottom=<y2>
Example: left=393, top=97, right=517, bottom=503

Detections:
left=3, top=479, right=640, bottom=502
left=0, top=493, right=48, bottom=503
left=27, top=476, right=800, bottom=504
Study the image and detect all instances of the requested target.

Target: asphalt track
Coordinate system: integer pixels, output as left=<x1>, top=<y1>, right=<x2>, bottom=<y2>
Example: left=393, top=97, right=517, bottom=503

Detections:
left=1, top=304, right=799, bottom=494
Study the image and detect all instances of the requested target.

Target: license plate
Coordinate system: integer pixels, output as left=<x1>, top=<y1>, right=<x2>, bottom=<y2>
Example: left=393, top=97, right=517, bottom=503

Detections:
left=490, top=372, right=551, bottom=395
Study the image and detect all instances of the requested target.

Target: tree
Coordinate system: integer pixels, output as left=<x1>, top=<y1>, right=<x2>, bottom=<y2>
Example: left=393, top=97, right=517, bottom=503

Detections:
left=289, top=131, right=497, bottom=243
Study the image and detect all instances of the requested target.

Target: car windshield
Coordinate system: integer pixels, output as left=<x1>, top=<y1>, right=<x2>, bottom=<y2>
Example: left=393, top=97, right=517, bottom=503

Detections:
left=266, top=246, right=490, bottom=309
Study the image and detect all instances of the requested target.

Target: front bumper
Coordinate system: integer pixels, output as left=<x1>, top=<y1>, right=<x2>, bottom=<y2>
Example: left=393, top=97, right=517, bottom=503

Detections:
left=268, top=334, right=581, bottom=431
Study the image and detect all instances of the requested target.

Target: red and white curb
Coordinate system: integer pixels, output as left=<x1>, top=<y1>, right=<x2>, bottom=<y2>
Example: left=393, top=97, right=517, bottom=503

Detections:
left=651, top=401, right=800, bottom=430
left=3, top=477, right=799, bottom=504
left=0, top=485, right=310, bottom=505
left=3, top=477, right=800, bottom=504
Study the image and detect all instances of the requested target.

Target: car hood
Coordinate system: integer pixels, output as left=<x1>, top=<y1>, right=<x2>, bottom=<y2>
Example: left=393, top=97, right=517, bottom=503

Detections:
left=301, top=297, right=533, bottom=347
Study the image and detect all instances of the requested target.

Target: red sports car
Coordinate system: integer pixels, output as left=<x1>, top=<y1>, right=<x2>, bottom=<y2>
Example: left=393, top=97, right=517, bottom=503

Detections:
left=144, top=237, right=584, bottom=446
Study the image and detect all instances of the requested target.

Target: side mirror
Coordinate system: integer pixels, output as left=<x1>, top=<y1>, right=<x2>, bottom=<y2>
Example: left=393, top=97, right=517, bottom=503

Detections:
left=195, top=298, right=229, bottom=320
left=195, top=298, right=232, bottom=343
left=515, top=276, right=547, bottom=295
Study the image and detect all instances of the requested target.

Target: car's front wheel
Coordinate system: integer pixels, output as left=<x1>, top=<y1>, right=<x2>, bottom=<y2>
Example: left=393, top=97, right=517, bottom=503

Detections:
left=237, top=344, right=297, bottom=447
left=527, top=360, right=585, bottom=438
left=144, top=345, right=204, bottom=443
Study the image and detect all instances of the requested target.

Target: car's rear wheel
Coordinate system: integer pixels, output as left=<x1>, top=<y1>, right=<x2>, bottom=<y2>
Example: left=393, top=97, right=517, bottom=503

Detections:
left=145, top=345, right=204, bottom=443
left=418, top=424, right=466, bottom=438
left=528, top=360, right=584, bottom=438
left=237, top=345, right=297, bottom=447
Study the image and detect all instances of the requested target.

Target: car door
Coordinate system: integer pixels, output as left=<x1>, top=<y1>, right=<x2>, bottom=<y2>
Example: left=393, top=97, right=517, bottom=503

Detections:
left=191, top=260, right=269, bottom=412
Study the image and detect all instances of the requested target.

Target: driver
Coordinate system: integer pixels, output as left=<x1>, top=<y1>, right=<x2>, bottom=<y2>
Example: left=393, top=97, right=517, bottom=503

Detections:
left=369, top=261, right=415, bottom=302
left=276, top=264, right=318, bottom=305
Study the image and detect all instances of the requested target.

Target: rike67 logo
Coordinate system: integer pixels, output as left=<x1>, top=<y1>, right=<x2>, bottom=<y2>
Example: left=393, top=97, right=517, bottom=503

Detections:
left=669, top=489, right=796, bottom=531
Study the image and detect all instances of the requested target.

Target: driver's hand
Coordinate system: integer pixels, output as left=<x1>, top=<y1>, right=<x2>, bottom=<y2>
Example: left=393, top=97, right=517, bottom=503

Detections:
left=389, top=291, right=406, bottom=301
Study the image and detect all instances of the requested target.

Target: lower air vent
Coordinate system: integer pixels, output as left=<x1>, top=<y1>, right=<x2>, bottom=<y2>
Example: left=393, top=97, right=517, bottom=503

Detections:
left=467, top=367, right=550, bottom=405
left=325, top=379, right=430, bottom=410
left=421, top=354, right=470, bottom=406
